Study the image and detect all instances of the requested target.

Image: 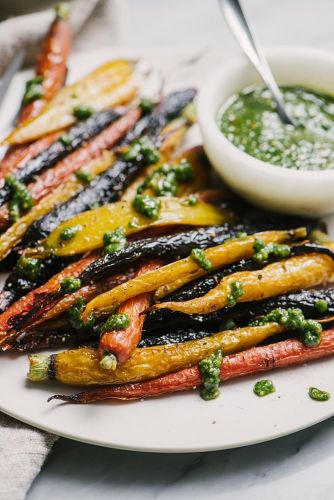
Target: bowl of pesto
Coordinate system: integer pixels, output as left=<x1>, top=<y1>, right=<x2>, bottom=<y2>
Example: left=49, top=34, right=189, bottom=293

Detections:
left=197, top=47, right=334, bottom=216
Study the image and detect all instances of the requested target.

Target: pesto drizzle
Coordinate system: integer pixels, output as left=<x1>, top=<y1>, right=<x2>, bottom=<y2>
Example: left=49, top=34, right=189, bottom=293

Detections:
left=103, top=227, right=128, bottom=255
left=199, top=349, right=223, bottom=401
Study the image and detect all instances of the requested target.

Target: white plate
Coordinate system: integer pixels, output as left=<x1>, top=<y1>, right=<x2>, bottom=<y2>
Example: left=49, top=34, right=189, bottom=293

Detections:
left=1, top=48, right=334, bottom=453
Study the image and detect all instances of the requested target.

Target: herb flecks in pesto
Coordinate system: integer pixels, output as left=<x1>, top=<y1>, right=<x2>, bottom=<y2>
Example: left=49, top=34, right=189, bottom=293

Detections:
left=226, top=280, right=244, bottom=308
left=137, top=159, right=193, bottom=198
left=253, top=238, right=291, bottom=264
left=191, top=248, right=212, bottom=272
left=133, top=194, right=161, bottom=220
left=23, top=76, right=44, bottom=105
left=139, top=97, right=155, bottom=114
left=5, top=175, right=33, bottom=222
left=60, top=277, right=81, bottom=294
left=254, top=379, right=275, bottom=397
left=16, top=256, right=42, bottom=282
left=59, top=134, right=72, bottom=147
left=182, top=194, right=199, bottom=206
left=68, top=297, right=95, bottom=331
left=199, top=349, right=223, bottom=401
left=100, top=313, right=131, bottom=334
left=123, top=136, right=160, bottom=166
left=220, top=85, right=334, bottom=170
left=59, top=225, right=81, bottom=241
left=75, top=169, right=92, bottom=184
left=103, top=227, right=127, bottom=255
left=250, top=307, right=322, bottom=347
left=72, top=105, right=94, bottom=120
left=309, top=387, right=330, bottom=401
left=314, top=298, right=329, bottom=314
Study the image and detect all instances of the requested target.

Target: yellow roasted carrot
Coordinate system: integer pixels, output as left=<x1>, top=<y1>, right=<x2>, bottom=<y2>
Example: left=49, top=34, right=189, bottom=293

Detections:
left=31, top=198, right=229, bottom=258
left=83, top=228, right=306, bottom=319
left=28, top=323, right=284, bottom=385
left=5, top=60, right=137, bottom=145
left=152, top=249, right=334, bottom=315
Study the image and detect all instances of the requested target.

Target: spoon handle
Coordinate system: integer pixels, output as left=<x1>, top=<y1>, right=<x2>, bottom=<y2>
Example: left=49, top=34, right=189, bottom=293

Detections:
left=218, top=0, right=293, bottom=125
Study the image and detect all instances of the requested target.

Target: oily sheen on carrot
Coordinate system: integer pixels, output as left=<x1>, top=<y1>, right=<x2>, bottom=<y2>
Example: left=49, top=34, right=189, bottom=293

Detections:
left=99, top=260, right=162, bottom=366
left=0, top=254, right=97, bottom=348
left=0, top=109, right=140, bottom=224
left=50, top=328, right=334, bottom=403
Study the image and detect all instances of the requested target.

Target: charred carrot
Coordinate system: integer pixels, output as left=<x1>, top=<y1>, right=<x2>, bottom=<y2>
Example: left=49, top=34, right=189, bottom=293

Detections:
left=0, top=254, right=97, bottom=346
left=0, top=109, right=140, bottom=226
left=83, top=229, right=306, bottom=320
left=48, top=328, right=334, bottom=403
left=27, top=323, right=284, bottom=385
left=99, top=260, right=162, bottom=370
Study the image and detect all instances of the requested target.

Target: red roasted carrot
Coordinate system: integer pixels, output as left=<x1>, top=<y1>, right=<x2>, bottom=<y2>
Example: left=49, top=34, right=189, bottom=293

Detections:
left=50, top=328, right=334, bottom=403
left=99, top=260, right=163, bottom=369
left=0, top=253, right=97, bottom=346
left=0, top=109, right=141, bottom=227
left=0, top=5, right=71, bottom=179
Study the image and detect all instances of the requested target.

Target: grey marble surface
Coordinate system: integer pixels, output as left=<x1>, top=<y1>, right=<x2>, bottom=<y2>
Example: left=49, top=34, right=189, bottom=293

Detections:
left=27, top=0, right=334, bottom=498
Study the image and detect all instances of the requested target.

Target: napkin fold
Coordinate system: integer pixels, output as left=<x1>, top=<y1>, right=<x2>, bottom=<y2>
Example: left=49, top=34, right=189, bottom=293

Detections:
left=0, top=1, right=123, bottom=498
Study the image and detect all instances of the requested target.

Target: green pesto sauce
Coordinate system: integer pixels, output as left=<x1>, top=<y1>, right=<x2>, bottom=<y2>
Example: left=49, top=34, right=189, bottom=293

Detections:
left=226, top=280, right=244, bottom=308
left=59, top=134, right=72, bottom=147
left=23, top=76, right=44, bottom=105
left=219, top=85, right=334, bottom=170
left=191, top=248, right=212, bottom=272
left=100, top=312, right=131, bottom=334
left=251, top=307, right=322, bottom=347
left=122, top=136, right=160, bottom=165
left=309, top=387, right=330, bottom=401
left=5, top=175, right=33, bottom=222
left=253, top=238, right=291, bottom=264
left=72, top=105, right=94, bottom=120
left=133, top=194, right=161, bottom=220
left=59, top=224, right=82, bottom=241
left=254, top=379, right=275, bottom=397
left=137, top=159, right=193, bottom=198
left=182, top=194, right=199, bottom=207
left=103, top=227, right=127, bottom=255
left=60, top=276, right=81, bottom=294
left=75, top=169, right=93, bottom=184
left=68, top=297, right=95, bottom=331
left=16, top=256, right=42, bottom=282
left=199, top=349, right=223, bottom=401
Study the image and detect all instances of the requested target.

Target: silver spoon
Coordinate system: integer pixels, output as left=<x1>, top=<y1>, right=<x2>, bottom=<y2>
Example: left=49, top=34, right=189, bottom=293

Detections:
left=218, top=0, right=295, bottom=126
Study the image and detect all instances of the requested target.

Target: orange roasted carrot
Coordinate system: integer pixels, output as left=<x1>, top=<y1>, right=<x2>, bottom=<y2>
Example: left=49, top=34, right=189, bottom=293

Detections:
left=0, top=109, right=141, bottom=226
left=18, top=3, right=71, bottom=123
left=99, top=260, right=162, bottom=369
left=0, top=5, right=71, bottom=179
left=50, top=328, right=334, bottom=403
left=0, top=253, right=97, bottom=346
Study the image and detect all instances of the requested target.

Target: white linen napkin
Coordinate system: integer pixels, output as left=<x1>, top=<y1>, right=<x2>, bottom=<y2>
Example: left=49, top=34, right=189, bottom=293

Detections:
left=0, top=1, right=123, bottom=499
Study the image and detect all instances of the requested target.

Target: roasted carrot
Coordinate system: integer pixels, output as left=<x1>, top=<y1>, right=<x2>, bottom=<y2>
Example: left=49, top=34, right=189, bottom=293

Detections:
left=83, top=229, right=306, bottom=319
left=48, top=328, right=334, bottom=403
left=99, top=260, right=162, bottom=370
left=27, top=323, right=284, bottom=385
left=18, top=2, right=72, bottom=123
left=151, top=250, right=334, bottom=315
left=0, top=109, right=140, bottom=226
left=0, top=4, right=71, bottom=178
left=0, top=253, right=97, bottom=346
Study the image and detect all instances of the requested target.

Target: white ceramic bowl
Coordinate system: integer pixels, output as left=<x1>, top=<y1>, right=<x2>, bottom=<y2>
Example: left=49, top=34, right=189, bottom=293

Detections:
left=197, top=46, right=334, bottom=217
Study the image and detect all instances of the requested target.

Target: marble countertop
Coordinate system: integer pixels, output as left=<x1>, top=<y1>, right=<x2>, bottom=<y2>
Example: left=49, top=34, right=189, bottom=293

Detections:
left=27, top=0, right=334, bottom=498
